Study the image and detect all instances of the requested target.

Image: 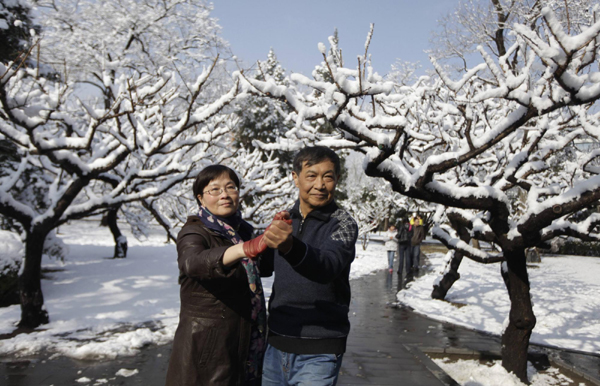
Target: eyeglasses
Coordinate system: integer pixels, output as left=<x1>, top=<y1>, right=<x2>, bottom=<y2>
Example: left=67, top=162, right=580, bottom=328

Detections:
left=203, top=185, right=239, bottom=197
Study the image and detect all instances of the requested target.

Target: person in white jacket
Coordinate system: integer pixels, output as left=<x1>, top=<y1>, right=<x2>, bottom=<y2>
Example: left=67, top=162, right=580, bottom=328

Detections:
left=384, top=225, right=399, bottom=273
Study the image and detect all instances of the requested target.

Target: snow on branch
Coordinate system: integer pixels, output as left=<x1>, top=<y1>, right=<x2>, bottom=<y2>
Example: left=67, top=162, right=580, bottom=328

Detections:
left=540, top=213, right=600, bottom=242
left=432, top=226, right=503, bottom=264
left=541, top=6, right=600, bottom=56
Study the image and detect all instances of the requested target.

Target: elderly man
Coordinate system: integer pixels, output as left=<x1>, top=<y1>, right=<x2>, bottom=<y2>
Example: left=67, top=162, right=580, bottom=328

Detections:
left=260, top=146, right=359, bottom=386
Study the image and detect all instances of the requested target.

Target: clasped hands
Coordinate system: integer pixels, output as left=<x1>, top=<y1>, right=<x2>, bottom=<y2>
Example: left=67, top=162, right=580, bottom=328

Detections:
left=242, top=211, right=293, bottom=259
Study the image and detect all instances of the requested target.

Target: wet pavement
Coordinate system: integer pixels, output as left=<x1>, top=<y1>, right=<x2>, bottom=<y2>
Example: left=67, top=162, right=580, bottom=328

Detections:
left=2, top=264, right=600, bottom=385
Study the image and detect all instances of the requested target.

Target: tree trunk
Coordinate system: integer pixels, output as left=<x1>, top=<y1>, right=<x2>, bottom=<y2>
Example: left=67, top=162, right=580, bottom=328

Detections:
left=501, top=247, right=536, bottom=384
left=18, top=229, right=49, bottom=328
left=431, top=250, right=463, bottom=299
left=432, top=213, right=470, bottom=300
left=102, top=206, right=127, bottom=258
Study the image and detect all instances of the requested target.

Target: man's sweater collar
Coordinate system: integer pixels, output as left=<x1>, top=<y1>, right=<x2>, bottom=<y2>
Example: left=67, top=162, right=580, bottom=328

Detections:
left=289, top=200, right=338, bottom=222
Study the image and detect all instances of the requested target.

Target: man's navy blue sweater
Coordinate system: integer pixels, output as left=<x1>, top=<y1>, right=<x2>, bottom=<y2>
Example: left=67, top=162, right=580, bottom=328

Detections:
left=260, top=200, right=358, bottom=354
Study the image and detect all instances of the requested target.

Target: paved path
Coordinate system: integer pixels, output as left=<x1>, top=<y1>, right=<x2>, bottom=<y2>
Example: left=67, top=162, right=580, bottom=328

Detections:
left=339, top=269, right=462, bottom=385
left=2, top=267, right=600, bottom=385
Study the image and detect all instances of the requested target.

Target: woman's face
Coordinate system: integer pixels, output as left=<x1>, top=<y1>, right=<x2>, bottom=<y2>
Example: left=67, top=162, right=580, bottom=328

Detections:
left=197, top=173, right=240, bottom=217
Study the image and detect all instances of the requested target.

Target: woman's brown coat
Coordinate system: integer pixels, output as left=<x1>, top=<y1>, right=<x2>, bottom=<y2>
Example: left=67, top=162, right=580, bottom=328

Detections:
left=166, top=216, right=254, bottom=386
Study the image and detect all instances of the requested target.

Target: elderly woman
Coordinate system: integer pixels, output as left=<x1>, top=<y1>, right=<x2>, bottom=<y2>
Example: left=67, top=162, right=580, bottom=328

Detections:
left=166, top=165, right=271, bottom=386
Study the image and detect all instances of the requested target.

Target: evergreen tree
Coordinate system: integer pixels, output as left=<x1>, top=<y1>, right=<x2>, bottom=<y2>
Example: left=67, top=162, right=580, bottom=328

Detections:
left=0, top=0, right=39, bottom=234
left=0, top=0, right=36, bottom=63
left=235, top=48, right=294, bottom=172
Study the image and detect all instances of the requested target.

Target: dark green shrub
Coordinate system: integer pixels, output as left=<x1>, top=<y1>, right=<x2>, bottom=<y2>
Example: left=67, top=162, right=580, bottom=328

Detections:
left=557, top=240, right=600, bottom=257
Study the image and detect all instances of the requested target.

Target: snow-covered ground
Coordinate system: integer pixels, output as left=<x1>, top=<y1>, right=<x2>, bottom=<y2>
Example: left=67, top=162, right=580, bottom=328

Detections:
left=398, top=251, right=600, bottom=385
left=1, top=223, right=599, bottom=386
left=398, top=252, right=600, bottom=354
left=432, top=357, right=583, bottom=386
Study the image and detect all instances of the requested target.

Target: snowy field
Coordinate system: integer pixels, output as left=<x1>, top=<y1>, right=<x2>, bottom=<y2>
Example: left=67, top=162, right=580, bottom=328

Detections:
left=0, top=221, right=388, bottom=359
left=398, top=252, right=600, bottom=354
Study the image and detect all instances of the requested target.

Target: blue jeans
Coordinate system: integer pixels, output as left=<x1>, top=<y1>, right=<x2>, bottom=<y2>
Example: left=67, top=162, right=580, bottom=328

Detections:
left=262, top=344, right=343, bottom=386
left=411, top=244, right=421, bottom=269
left=397, top=244, right=411, bottom=275
left=387, top=250, right=395, bottom=270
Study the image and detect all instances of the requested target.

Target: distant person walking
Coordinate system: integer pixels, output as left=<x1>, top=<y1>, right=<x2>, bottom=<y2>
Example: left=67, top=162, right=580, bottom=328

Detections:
left=410, top=214, right=425, bottom=271
left=384, top=225, right=398, bottom=273
left=396, top=218, right=412, bottom=276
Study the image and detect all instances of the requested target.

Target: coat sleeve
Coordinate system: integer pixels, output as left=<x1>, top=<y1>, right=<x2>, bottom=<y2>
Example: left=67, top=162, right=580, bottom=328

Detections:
left=176, top=226, right=235, bottom=281
left=258, top=248, right=274, bottom=278
left=281, top=211, right=358, bottom=284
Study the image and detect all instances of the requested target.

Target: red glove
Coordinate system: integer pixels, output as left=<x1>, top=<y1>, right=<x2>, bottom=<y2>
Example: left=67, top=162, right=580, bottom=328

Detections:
left=243, top=212, right=292, bottom=259
left=243, top=235, right=267, bottom=260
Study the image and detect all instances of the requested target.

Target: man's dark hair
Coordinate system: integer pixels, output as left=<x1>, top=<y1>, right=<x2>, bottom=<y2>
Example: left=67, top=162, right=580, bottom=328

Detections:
left=192, top=165, right=240, bottom=206
left=293, top=146, right=341, bottom=177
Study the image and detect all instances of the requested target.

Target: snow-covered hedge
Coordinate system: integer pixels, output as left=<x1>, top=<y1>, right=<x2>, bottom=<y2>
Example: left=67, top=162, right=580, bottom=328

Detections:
left=0, top=230, right=22, bottom=275
left=0, top=230, right=68, bottom=306
left=0, top=231, right=23, bottom=306
left=557, top=239, right=600, bottom=257
left=42, top=231, right=69, bottom=262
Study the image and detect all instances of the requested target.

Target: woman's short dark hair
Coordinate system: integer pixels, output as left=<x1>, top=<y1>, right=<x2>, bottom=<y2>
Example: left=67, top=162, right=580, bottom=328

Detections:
left=193, top=165, right=240, bottom=206
left=293, top=146, right=340, bottom=177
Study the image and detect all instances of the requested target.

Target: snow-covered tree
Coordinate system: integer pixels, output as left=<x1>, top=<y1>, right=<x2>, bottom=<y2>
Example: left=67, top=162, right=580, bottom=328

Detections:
left=428, top=0, right=600, bottom=304
left=236, top=4, right=600, bottom=381
left=27, top=0, right=232, bottom=255
left=0, top=54, right=242, bottom=328
left=430, top=0, right=596, bottom=71
left=0, top=0, right=245, bottom=329
left=33, top=0, right=228, bottom=84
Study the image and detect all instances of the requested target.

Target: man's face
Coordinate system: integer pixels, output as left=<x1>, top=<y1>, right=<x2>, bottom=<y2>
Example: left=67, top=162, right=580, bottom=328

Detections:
left=293, top=160, right=337, bottom=215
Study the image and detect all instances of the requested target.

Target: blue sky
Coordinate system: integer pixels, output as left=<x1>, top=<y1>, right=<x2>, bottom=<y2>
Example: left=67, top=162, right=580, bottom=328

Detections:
left=211, top=0, right=457, bottom=77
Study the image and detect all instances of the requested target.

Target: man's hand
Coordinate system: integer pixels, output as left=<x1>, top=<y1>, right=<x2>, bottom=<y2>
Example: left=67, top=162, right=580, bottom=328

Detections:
left=264, top=211, right=293, bottom=254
